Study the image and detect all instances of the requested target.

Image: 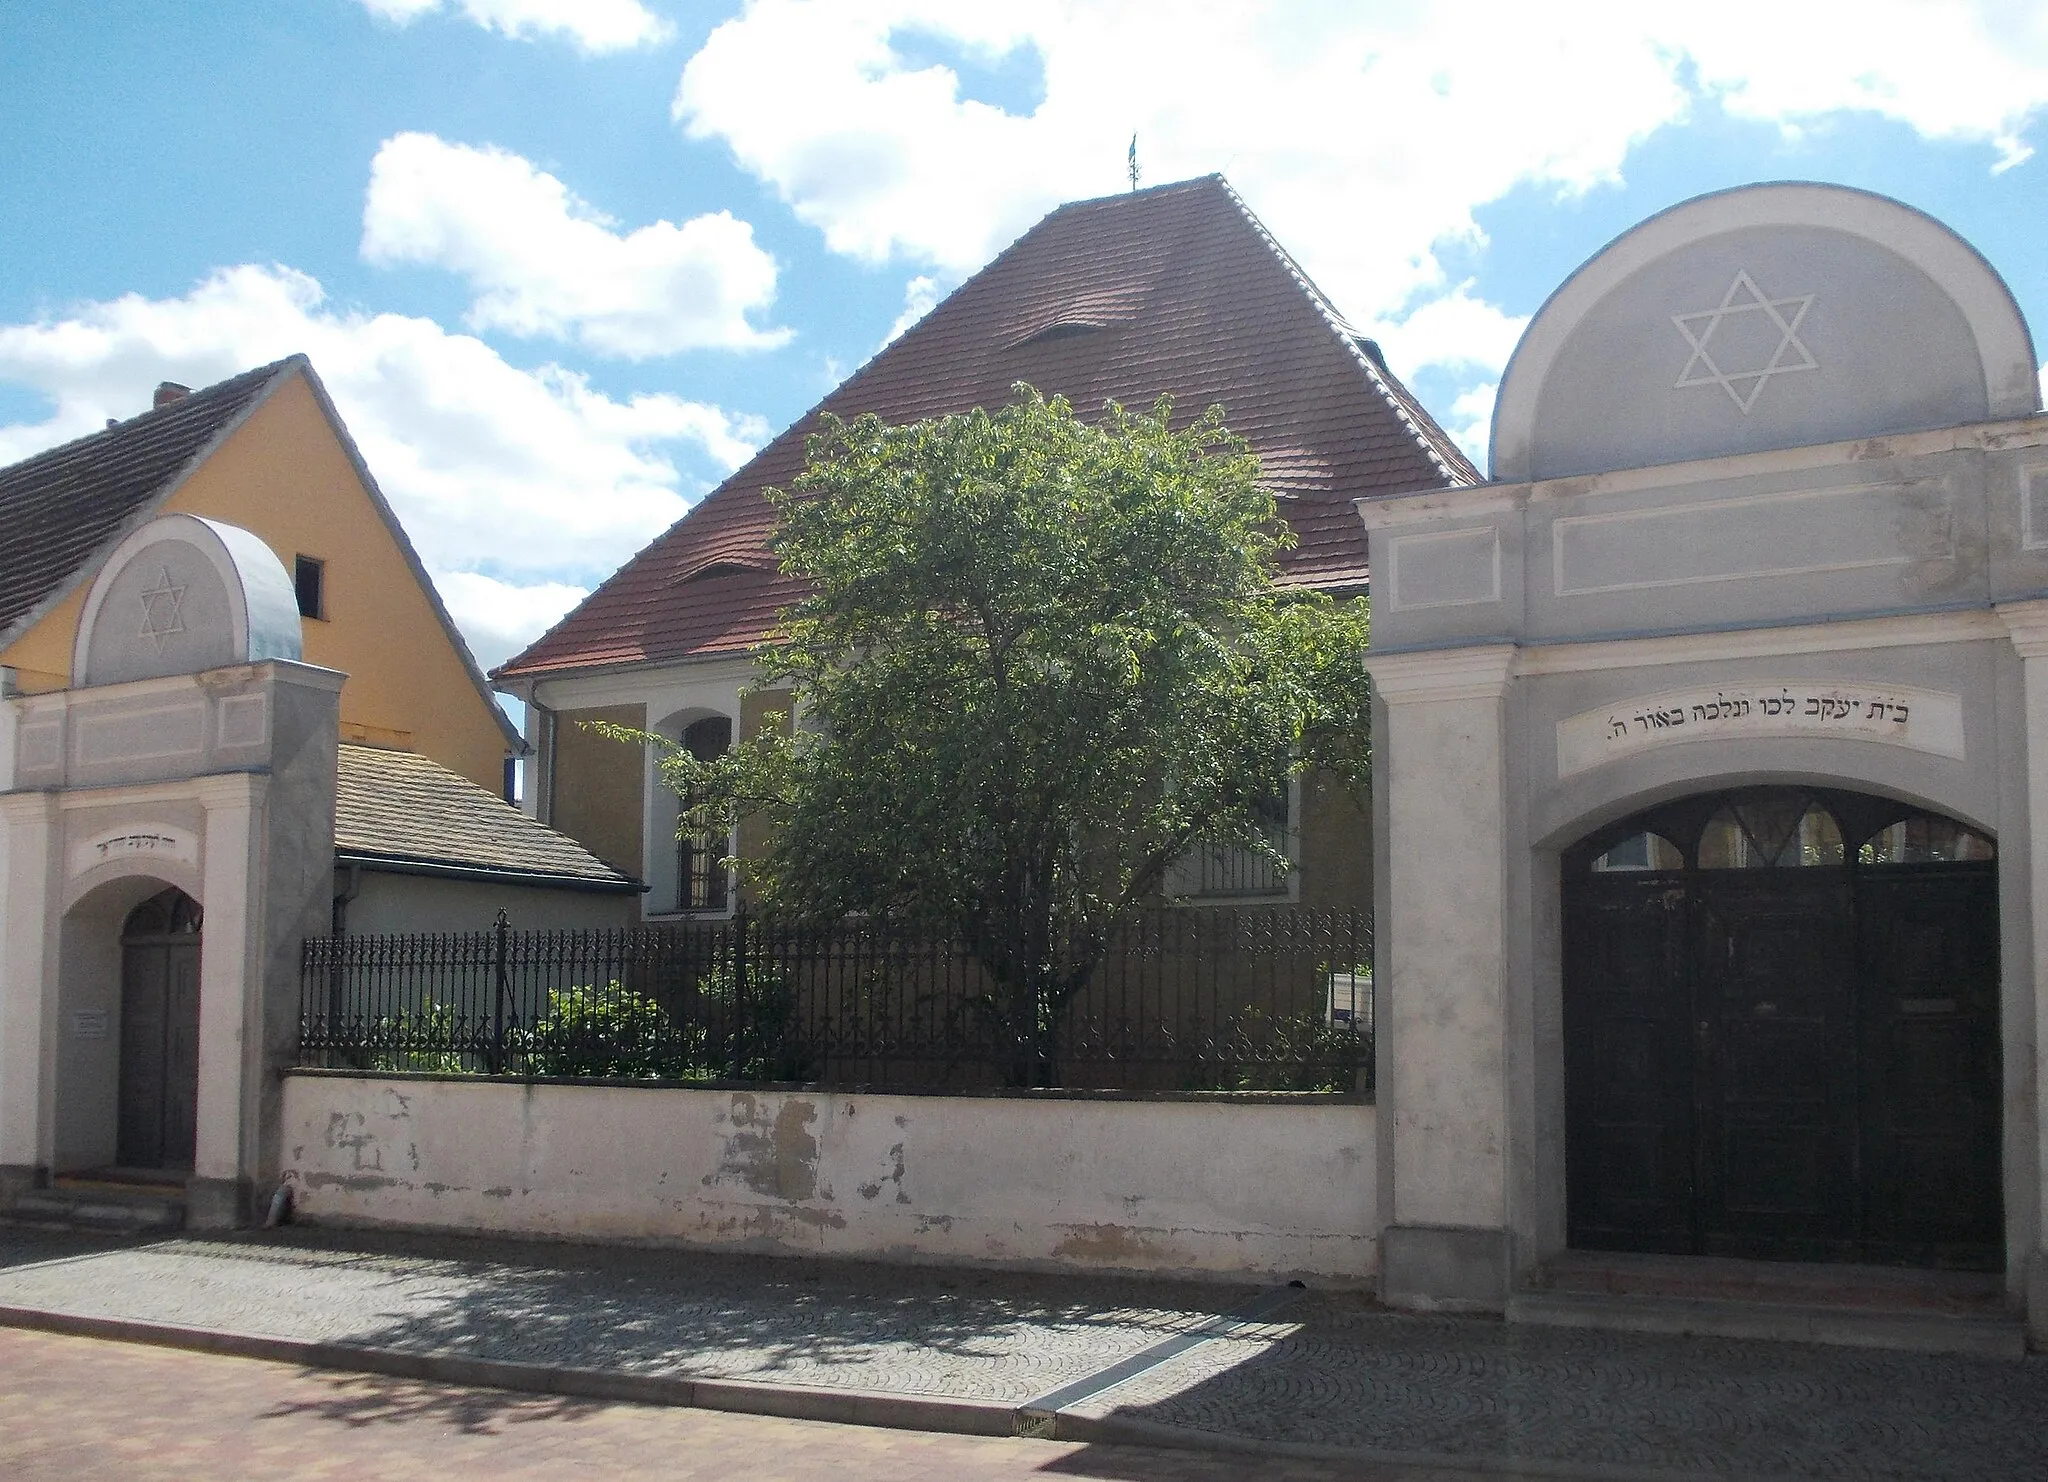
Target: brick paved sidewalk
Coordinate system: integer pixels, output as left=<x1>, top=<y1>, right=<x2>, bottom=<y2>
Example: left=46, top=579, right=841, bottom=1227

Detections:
left=3, top=1225, right=2046, bottom=1481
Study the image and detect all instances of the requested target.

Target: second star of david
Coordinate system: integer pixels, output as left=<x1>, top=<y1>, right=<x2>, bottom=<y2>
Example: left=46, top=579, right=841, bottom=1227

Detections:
left=137, top=565, right=188, bottom=653
left=1671, top=269, right=1817, bottom=414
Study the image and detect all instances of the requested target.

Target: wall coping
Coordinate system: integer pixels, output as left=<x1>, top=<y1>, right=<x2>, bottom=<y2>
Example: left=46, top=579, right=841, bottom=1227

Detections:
left=281, top=1067, right=1371, bottom=1106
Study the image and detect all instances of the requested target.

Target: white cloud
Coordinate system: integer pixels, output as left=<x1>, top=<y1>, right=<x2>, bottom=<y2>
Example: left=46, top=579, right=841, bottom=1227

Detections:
left=882, top=274, right=942, bottom=347
left=1446, top=382, right=1500, bottom=470
left=675, top=0, right=2048, bottom=416
left=1372, top=286, right=1530, bottom=382
left=358, top=0, right=671, bottom=54
left=433, top=572, right=590, bottom=674
left=363, top=133, right=789, bottom=359
left=0, top=265, right=766, bottom=663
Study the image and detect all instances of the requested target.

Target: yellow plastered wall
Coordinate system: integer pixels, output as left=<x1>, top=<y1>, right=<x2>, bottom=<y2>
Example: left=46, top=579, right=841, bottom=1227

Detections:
left=0, top=373, right=511, bottom=792
left=546, top=705, right=647, bottom=883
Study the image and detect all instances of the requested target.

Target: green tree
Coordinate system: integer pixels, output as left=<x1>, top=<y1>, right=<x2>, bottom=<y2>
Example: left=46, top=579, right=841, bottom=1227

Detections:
left=658, top=387, right=1371, bottom=1084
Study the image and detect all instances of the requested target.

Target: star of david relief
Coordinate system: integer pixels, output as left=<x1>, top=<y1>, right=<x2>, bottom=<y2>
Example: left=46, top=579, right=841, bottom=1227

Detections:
left=137, top=564, right=188, bottom=653
left=1671, top=269, right=1818, bottom=414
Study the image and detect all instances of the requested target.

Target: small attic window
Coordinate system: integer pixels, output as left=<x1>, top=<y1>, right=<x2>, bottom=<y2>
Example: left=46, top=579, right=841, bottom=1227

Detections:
left=294, top=555, right=326, bottom=620
left=1006, top=318, right=1107, bottom=350
left=675, top=560, right=762, bottom=585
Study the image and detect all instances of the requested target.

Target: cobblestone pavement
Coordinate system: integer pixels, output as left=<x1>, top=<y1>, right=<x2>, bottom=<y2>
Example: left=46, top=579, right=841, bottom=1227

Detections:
left=0, top=1328, right=1499, bottom=1482
left=0, top=1227, right=1234, bottom=1402
left=5, top=1227, right=2048, bottom=1480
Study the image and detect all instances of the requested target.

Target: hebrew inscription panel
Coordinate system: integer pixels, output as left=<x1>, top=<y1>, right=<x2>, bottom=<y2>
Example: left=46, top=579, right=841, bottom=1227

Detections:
left=1557, top=682, right=1964, bottom=777
left=67, top=825, right=200, bottom=880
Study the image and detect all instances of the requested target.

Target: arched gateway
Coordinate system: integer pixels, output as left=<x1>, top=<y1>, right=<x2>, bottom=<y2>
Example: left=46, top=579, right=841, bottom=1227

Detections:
left=1564, top=789, right=1999, bottom=1268
left=0, top=513, right=340, bottom=1226
left=1359, top=182, right=2048, bottom=1336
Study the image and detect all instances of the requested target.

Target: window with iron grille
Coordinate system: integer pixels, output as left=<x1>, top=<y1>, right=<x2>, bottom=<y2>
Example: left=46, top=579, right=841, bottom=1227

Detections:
left=677, top=716, right=733, bottom=912
left=1168, top=783, right=1295, bottom=899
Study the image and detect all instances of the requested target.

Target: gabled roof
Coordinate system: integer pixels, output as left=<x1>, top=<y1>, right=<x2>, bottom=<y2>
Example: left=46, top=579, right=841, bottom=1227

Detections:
left=336, top=744, right=639, bottom=891
left=0, top=356, right=521, bottom=755
left=497, top=175, right=1477, bottom=682
left=0, top=359, right=291, bottom=648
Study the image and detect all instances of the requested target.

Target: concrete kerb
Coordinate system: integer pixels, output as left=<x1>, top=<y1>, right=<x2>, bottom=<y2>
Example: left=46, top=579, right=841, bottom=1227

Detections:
left=0, top=1300, right=1749, bottom=1482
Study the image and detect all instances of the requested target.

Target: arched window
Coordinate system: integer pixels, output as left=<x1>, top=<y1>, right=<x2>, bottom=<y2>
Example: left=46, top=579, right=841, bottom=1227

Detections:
left=123, top=887, right=202, bottom=938
left=1696, top=790, right=1843, bottom=868
left=677, top=717, right=733, bottom=912
left=1860, top=814, right=1995, bottom=865
left=1590, top=830, right=1684, bottom=872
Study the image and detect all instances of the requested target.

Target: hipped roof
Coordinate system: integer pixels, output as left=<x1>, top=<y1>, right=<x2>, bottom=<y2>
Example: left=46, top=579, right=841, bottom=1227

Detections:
left=497, top=175, right=1476, bottom=682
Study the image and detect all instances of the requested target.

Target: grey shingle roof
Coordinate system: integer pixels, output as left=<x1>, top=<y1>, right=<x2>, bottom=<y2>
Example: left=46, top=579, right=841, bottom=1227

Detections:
left=0, top=359, right=298, bottom=648
left=335, top=743, right=639, bottom=891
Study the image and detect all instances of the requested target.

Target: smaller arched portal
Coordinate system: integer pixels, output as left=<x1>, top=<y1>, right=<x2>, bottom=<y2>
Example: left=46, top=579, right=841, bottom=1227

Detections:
left=114, top=888, right=205, bottom=1171
left=1563, top=786, right=2000, bottom=1269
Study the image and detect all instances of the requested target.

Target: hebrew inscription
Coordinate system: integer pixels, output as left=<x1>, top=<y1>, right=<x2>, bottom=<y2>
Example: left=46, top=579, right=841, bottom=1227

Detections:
left=1557, top=682, right=1964, bottom=777
left=67, top=825, right=199, bottom=879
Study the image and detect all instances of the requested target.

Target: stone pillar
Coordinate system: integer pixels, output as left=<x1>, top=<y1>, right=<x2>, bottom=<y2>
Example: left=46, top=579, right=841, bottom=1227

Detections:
left=1363, top=644, right=1517, bottom=1310
left=1997, top=600, right=2048, bottom=1343
left=0, top=790, right=61, bottom=1202
left=188, top=771, right=268, bottom=1228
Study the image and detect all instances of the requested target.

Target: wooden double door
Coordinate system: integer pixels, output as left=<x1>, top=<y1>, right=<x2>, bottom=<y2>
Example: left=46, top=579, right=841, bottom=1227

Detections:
left=117, top=889, right=203, bottom=1171
left=1563, top=790, right=2002, bottom=1269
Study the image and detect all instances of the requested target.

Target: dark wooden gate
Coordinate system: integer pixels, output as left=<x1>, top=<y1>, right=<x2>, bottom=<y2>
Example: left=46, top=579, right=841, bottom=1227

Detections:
left=1563, top=789, right=2001, bottom=1269
left=116, top=889, right=203, bottom=1171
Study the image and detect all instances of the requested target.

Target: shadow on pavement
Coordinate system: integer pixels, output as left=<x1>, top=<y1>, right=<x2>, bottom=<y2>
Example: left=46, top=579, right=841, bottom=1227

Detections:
left=226, top=1225, right=1247, bottom=1397
left=261, top=1367, right=610, bottom=1437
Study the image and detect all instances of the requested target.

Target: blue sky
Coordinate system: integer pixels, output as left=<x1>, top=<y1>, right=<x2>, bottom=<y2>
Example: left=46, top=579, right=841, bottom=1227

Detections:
left=3, top=0, right=2045, bottom=675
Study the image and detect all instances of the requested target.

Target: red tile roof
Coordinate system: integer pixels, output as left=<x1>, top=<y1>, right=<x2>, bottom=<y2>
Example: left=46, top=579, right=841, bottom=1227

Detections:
left=496, top=175, right=1476, bottom=682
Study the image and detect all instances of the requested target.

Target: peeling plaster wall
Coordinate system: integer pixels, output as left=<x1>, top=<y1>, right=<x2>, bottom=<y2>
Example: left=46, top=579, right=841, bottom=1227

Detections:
left=280, top=1075, right=1378, bottom=1284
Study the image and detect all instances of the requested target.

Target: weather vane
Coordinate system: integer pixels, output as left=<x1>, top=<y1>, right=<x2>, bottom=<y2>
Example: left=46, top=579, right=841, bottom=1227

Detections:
left=1127, top=134, right=1140, bottom=192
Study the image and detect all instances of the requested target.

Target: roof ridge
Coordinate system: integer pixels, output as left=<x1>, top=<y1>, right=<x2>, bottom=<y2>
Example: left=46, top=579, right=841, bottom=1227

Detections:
left=0, top=356, right=307, bottom=652
left=0, top=355, right=302, bottom=478
left=1213, top=180, right=1481, bottom=487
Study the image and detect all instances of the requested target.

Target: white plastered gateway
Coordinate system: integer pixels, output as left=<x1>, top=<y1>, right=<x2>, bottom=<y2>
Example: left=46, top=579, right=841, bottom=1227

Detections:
left=1360, top=182, right=2048, bottom=1344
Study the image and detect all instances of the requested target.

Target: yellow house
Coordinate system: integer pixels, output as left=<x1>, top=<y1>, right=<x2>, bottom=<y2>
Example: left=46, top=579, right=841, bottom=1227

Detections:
left=0, top=358, right=638, bottom=1230
left=1, top=355, right=513, bottom=793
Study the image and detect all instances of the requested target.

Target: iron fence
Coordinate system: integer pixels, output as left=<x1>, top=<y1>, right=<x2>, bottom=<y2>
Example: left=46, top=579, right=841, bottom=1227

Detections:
left=297, top=907, right=1373, bottom=1095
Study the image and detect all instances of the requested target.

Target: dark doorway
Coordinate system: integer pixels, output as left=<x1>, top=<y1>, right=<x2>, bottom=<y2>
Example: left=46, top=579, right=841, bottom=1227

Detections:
left=1563, top=788, right=2001, bottom=1269
left=117, top=888, right=203, bottom=1171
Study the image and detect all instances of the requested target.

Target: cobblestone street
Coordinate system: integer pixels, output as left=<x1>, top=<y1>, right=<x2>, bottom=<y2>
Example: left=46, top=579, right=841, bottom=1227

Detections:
left=4, top=1226, right=2047, bottom=1480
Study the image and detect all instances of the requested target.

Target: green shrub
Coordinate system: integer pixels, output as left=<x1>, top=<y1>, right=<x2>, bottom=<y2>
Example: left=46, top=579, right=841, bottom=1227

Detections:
left=366, top=1001, right=469, bottom=1075
left=695, top=955, right=812, bottom=1082
left=524, top=982, right=683, bottom=1079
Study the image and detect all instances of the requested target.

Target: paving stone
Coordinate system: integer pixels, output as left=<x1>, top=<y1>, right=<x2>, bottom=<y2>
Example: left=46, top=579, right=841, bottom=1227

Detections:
left=1078, top=1292, right=2048, bottom=1481
left=5, top=1228, right=2048, bottom=1480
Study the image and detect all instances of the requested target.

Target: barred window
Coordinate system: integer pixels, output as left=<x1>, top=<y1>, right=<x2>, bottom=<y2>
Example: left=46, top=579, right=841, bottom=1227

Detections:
left=677, top=716, right=733, bottom=912
left=1169, top=784, right=1295, bottom=899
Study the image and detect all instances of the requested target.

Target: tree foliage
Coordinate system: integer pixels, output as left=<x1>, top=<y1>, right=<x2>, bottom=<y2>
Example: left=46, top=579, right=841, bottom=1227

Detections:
left=655, top=386, right=1371, bottom=1082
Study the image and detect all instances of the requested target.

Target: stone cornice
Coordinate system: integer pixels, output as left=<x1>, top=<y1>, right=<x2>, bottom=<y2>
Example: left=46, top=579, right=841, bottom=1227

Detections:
left=1516, top=609, right=2008, bottom=675
left=1365, top=644, right=1516, bottom=703
left=1997, top=599, right=2048, bottom=660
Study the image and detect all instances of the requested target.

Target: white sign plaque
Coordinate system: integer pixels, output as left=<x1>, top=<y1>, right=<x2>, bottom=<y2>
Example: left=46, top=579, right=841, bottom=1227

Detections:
left=1557, top=682, right=1965, bottom=778
left=67, top=825, right=199, bottom=879
left=72, top=1011, right=110, bottom=1041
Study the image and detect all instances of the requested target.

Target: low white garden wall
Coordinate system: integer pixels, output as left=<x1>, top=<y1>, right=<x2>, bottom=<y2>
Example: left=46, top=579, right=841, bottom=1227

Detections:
left=279, top=1073, right=1378, bottom=1283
